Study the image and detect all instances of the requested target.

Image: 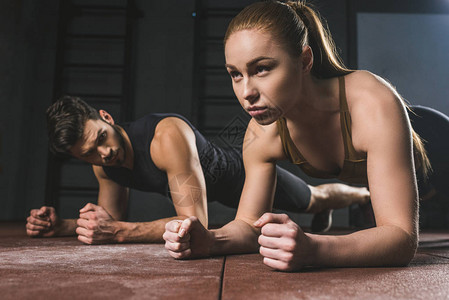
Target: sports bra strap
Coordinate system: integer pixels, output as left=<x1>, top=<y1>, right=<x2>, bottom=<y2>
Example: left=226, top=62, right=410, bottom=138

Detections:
left=339, top=76, right=351, bottom=159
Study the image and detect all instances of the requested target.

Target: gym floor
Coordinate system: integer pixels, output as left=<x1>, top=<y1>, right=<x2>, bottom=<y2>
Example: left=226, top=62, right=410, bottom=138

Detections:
left=1, top=222, right=448, bottom=299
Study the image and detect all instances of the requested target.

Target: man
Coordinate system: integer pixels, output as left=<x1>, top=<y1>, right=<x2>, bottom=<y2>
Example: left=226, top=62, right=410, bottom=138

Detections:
left=26, top=96, right=370, bottom=244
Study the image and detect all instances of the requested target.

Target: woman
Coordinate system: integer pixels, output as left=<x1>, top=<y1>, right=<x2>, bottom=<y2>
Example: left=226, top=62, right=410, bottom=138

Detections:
left=163, top=0, right=432, bottom=270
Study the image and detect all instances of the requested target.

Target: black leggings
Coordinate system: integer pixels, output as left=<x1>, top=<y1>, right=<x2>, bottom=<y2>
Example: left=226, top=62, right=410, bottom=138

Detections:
left=409, top=105, right=449, bottom=197
left=208, top=150, right=312, bottom=211
left=409, top=106, right=449, bottom=228
left=273, top=165, right=311, bottom=212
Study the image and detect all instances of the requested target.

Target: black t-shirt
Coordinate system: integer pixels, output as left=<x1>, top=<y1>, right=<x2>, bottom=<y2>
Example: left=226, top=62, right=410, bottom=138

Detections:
left=102, top=113, right=245, bottom=207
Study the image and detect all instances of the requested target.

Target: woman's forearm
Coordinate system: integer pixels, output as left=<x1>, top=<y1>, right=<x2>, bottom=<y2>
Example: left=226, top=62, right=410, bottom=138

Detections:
left=210, top=219, right=261, bottom=256
left=309, top=225, right=417, bottom=267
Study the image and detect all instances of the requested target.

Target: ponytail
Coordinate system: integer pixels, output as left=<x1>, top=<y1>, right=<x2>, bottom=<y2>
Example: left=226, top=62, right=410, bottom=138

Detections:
left=286, top=1, right=352, bottom=78
left=410, top=114, right=432, bottom=179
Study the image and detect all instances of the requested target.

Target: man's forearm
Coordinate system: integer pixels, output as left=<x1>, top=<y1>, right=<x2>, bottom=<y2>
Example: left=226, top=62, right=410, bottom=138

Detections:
left=114, top=216, right=188, bottom=243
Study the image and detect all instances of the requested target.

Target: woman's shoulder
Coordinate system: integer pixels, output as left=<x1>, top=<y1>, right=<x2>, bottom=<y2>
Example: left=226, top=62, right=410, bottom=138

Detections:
left=345, top=70, right=401, bottom=104
left=344, top=71, right=409, bottom=150
left=245, top=118, right=279, bottom=148
left=244, top=118, right=285, bottom=162
left=345, top=70, right=406, bottom=117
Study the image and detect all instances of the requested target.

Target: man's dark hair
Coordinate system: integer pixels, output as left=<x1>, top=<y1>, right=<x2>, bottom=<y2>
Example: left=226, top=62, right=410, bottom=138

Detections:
left=46, top=96, right=101, bottom=155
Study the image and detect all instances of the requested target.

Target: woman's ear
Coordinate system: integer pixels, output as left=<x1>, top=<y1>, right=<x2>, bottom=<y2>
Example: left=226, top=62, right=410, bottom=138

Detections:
left=99, top=110, right=115, bottom=125
left=301, top=45, right=313, bottom=73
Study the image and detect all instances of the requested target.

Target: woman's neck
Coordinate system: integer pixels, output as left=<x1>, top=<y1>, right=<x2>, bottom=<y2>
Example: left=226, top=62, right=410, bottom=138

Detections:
left=284, top=75, right=341, bottom=125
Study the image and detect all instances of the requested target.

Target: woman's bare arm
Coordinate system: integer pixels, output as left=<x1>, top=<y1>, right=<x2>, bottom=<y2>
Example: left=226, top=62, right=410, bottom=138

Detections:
left=164, top=118, right=286, bottom=258
left=257, top=71, right=419, bottom=270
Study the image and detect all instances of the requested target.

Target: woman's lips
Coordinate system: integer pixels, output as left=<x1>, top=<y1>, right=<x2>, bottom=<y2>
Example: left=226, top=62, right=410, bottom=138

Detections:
left=248, top=107, right=268, bottom=117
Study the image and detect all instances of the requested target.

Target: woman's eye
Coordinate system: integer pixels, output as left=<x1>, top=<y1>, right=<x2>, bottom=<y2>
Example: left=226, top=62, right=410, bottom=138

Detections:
left=256, top=65, right=271, bottom=74
left=229, top=71, right=242, bottom=79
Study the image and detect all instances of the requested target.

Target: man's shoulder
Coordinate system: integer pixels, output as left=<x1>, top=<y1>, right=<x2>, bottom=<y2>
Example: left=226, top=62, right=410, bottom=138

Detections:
left=92, top=165, right=109, bottom=180
left=130, top=113, right=193, bottom=131
left=152, top=117, right=194, bottom=151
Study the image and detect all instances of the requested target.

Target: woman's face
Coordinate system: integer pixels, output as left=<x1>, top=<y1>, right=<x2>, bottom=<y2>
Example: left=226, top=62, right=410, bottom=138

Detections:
left=225, top=29, right=303, bottom=125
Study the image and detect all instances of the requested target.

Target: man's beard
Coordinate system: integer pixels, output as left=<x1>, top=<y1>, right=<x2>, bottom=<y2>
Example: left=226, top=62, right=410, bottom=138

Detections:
left=111, top=124, right=127, bottom=167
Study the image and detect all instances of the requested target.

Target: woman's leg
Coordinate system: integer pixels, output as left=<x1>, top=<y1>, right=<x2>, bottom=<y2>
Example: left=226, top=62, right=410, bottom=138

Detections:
left=273, top=166, right=311, bottom=212
left=409, top=105, right=449, bottom=228
left=409, top=105, right=449, bottom=196
left=274, top=166, right=370, bottom=232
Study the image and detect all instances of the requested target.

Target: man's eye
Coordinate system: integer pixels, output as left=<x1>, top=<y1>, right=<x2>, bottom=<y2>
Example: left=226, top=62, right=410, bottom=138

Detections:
left=99, top=132, right=107, bottom=142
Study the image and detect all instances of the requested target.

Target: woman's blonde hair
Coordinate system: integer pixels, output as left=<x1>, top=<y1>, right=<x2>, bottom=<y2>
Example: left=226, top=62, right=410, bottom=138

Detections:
left=224, top=0, right=352, bottom=79
left=224, top=0, right=431, bottom=178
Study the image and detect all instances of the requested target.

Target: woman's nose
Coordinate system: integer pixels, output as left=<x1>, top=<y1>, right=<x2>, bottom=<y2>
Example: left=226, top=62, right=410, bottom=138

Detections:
left=242, top=78, right=259, bottom=103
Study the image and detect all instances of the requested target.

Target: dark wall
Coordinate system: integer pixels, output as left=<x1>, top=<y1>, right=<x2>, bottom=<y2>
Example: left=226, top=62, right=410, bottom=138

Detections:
left=0, top=1, right=59, bottom=220
left=133, top=0, right=195, bottom=119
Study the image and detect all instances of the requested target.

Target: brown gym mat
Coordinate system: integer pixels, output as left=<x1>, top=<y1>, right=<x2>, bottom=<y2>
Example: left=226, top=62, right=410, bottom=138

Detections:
left=1, top=222, right=448, bottom=299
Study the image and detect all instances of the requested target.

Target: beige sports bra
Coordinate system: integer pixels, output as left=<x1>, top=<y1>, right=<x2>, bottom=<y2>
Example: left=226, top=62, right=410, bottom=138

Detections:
left=276, top=76, right=368, bottom=185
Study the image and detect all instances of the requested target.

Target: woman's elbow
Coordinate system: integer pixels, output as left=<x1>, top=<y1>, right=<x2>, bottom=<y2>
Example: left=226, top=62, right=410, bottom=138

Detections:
left=392, top=231, right=418, bottom=266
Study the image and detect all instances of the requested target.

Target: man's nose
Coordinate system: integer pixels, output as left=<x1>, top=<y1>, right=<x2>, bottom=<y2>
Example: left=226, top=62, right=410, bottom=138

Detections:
left=98, top=146, right=110, bottom=159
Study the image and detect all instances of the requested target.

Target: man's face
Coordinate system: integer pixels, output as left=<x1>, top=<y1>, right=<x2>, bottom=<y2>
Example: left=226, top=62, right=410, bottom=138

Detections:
left=70, top=119, right=126, bottom=167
